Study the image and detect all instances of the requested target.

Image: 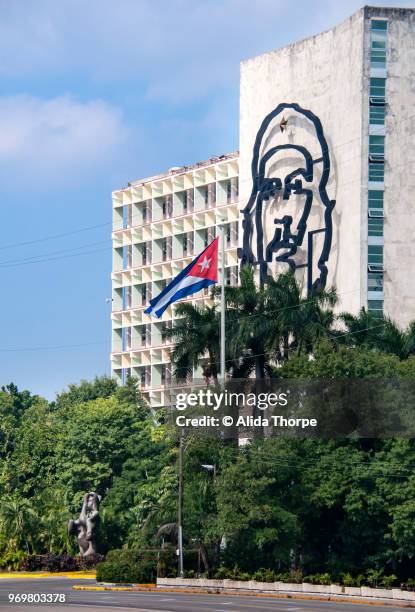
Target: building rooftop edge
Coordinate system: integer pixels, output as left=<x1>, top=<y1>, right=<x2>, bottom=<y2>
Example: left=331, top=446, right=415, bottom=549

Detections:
left=240, top=5, right=414, bottom=66
left=113, top=150, right=239, bottom=194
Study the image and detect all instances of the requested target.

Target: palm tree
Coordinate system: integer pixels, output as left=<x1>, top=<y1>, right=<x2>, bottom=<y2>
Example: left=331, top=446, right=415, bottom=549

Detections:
left=0, top=495, right=38, bottom=554
left=167, top=267, right=338, bottom=381
left=403, top=320, right=415, bottom=357
left=338, top=308, right=407, bottom=358
left=339, top=308, right=415, bottom=359
left=265, top=270, right=337, bottom=360
left=225, top=266, right=274, bottom=379
left=165, top=303, right=219, bottom=383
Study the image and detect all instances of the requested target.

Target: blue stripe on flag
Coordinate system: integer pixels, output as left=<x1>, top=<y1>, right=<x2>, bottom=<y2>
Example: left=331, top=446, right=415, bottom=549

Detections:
left=153, top=278, right=215, bottom=318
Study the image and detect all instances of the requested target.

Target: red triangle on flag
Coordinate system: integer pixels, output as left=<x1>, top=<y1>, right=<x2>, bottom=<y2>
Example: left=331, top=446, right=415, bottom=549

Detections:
left=188, top=237, right=218, bottom=282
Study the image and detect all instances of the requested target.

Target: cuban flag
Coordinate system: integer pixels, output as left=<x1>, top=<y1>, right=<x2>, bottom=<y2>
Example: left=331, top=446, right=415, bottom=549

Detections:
left=145, top=237, right=219, bottom=318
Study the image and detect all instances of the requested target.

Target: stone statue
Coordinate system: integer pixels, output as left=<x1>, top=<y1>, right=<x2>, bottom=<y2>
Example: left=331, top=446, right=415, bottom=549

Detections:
left=68, top=492, right=101, bottom=556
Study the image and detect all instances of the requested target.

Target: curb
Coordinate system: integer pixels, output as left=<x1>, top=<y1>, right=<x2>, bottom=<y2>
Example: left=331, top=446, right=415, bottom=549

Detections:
left=0, top=572, right=96, bottom=580
left=72, top=585, right=415, bottom=607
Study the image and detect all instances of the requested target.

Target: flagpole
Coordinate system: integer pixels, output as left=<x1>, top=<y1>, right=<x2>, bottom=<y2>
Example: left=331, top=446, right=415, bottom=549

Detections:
left=220, top=222, right=226, bottom=385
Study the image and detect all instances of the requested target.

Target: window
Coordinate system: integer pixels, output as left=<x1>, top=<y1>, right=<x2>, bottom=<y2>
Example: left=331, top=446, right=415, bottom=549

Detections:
left=161, top=364, right=171, bottom=387
left=368, top=245, right=384, bottom=271
left=370, top=105, right=385, bottom=125
left=226, top=223, right=231, bottom=247
left=369, top=135, right=385, bottom=159
left=226, top=180, right=232, bottom=203
left=123, top=204, right=132, bottom=229
left=225, top=222, right=238, bottom=247
left=368, top=272, right=384, bottom=292
left=141, top=283, right=152, bottom=305
left=142, top=200, right=152, bottom=224
left=141, top=242, right=152, bottom=266
left=208, top=183, right=216, bottom=207
left=203, top=183, right=216, bottom=208
left=371, top=19, right=388, bottom=31
left=207, top=227, right=215, bottom=245
left=122, top=285, right=131, bottom=310
left=370, top=77, right=386, bottom=100
left=185, top=189, right=194, bottom=213
left=368, top=217, right=383, bottom=237
left=123, top=245, right=132, bottom=269
left=226, top=266, right=238, bottom=286
left=122, top=326, right=131, bottom=351
left=203, top=228, right=209, bottom=247
left=121, top=368, right=131, bottom=385
left=369, top=162, right=384, bottom=182
left=370, top=46, right=386, bottom=69
left=368, top=299, right=383, bottom=316
left=183, top=231, right=193, bottom=256
left=139, top=366, right=151, bottom=389
left=163, top=195, right=173, bottom=219
left=146, top=242, right=152, bottom=265
left=231, top=176, right=239, bottom=201
left=161, top=321, right=172, bottom=344
left=226, top=178, right=239, bottom=203
left=141, top=324, right=151, bottom=346
left=231, top=221, right=238, bottom=246
left=161, top=237, right=172, bottom=262
left=368, top=190, right=384, bottom=215
left=370, top=21, right=387, bottom=70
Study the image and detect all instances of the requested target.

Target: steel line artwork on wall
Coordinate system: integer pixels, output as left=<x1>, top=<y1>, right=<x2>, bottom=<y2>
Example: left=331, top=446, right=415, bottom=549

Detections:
left=238, top=102, right=336, bottom=294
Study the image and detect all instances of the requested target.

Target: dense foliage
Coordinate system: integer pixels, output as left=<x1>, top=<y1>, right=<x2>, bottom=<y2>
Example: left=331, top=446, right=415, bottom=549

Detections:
left=1, top=271, right=415, bottom=581
left=1, top=351, right=415, bottom=582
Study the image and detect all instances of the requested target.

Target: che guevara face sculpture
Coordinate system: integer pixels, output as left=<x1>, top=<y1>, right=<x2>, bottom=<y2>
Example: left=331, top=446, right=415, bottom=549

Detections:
left=238, top=102, right=336, bottom=294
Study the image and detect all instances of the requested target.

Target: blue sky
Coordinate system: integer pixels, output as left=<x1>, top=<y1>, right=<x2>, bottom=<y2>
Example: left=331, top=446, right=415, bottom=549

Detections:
left=0, top=0, right=411, bottom=399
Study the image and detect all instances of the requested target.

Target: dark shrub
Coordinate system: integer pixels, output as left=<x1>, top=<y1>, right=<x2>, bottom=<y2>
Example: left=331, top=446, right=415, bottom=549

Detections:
left=96, top=548, right=159, bottom=584
left=96, top=558, right=155, bottom=584
left=19, top=553, right=104, bottom=572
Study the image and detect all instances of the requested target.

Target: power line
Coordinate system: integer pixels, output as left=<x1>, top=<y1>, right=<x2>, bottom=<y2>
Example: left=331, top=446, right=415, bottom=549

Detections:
left=0, top=340, right=109, bottom=353
left=0, top=239, right=110, bottom=267
left=0, top=246, right=109, bottom=269
left=0, top=222, right=110, bottom=252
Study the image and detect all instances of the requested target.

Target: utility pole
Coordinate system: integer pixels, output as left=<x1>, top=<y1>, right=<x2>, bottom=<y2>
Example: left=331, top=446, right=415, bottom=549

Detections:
left=177, top=432, right=184, bottom=577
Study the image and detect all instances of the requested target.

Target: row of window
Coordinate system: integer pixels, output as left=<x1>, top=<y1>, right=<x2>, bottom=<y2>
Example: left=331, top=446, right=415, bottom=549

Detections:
left=121, top=321, right=172, bottom=351
left=120, top=365, right=171, bottom=388
left=368, top=19, right=387, bottom=316
left=119, top=265, right=239, bottom=311
left=118, top=223, right=239, bottom=271
left=121, top=177, right=239, bottom=228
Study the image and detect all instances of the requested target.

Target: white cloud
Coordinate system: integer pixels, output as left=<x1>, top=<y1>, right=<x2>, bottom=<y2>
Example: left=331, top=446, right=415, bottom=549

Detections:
left=1, top=0, right=412, bottom=105
left=0, top=94, right=127, bottom=189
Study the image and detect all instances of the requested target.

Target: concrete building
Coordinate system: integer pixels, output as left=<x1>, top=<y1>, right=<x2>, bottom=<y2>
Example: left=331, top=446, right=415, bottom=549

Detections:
left=111, top=153, right=239, bottom=406
left=111, top=6, right=415, bottom=399
left=239, top=5, right=415, bottom=325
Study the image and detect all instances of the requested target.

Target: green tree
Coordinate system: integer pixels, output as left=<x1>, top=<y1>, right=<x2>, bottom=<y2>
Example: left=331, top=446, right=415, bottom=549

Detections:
left=166, top=303, right=220, bottom=382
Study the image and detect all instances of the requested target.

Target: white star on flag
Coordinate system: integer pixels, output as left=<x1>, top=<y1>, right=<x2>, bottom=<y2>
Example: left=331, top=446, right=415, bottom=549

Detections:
left=198, top=256, right=211, bottom=272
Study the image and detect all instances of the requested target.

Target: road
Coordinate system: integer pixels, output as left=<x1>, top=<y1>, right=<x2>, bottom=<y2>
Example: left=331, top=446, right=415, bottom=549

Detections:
left=0, top=578, right=404, bottom=611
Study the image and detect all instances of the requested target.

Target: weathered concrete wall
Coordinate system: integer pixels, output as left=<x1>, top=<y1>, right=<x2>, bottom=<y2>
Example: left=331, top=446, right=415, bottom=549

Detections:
left=239, top=9, right=365, bottom=314
left=156, top=577, right=415, bottom=602
left=380, top=8, right=415, bottom=327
